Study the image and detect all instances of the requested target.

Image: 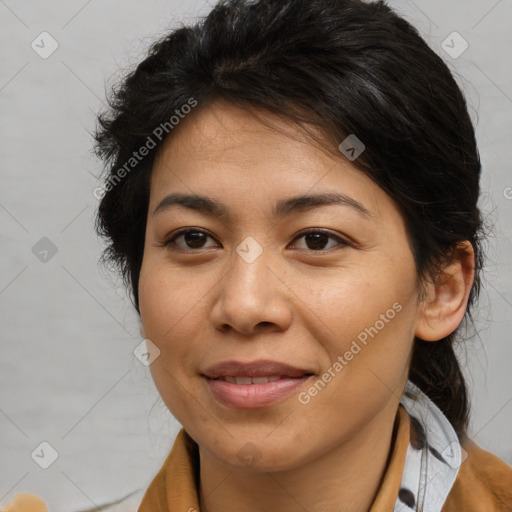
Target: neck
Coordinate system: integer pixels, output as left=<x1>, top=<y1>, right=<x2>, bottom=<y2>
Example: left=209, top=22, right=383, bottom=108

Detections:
left=198, top=401, right=401, bottom=512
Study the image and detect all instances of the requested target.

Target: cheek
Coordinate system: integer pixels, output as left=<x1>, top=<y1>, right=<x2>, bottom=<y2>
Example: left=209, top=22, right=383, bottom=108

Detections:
left=138, top=259, right=200, bottom=339
left=138, top=259, right=214, bottom=379
left=298, top=286, right=416, bottom=439
left=139, top=264, right=206, bottom=424
left=307, top=256, right=418, bottom=387
left=305, top=257, right=415, bottom=333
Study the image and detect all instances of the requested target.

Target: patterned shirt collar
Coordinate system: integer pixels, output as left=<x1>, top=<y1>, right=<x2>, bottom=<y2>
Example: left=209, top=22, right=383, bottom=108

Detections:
left=393, top=380, right=462, bottom=511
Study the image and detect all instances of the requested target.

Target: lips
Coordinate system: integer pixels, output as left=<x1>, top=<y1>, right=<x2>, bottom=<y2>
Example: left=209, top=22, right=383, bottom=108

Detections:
left=201, top=359, right=315, bottom=379
left=205, top=374, right=313, bottom=408
left=202, top=359, right=316, bottom=408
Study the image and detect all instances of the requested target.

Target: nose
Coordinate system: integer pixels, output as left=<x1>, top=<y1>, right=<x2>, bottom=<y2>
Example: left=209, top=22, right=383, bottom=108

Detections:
left=209, top=248, right=293, bottom=336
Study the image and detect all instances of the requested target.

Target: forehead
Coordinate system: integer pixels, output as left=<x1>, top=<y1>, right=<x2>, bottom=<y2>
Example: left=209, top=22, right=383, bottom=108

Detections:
left=149, top=99, right=385, bottom=221
left=156, top=101, right=345, bottom=175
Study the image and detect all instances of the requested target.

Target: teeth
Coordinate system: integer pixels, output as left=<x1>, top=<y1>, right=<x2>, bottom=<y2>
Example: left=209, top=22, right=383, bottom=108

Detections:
left=252, top=376, right=281, bottom=384
left=219, top=375, right=283, bottom=385
left=235, top=376, right=253, bottom=385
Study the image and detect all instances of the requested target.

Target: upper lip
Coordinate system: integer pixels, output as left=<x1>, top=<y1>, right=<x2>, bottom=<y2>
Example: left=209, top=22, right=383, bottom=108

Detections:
left=202, top=359, right=315, bottom=378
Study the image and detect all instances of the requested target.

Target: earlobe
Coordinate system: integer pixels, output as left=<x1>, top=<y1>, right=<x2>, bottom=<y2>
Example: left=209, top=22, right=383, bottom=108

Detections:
left=414, top=241, right=475, bottom=342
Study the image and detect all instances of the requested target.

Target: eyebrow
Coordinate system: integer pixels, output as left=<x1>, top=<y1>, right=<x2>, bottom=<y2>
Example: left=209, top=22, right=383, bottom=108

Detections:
left=153, top=192, right=376, bottom=221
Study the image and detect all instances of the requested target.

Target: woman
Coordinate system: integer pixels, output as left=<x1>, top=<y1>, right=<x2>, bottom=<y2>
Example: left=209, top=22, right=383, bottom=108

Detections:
left=5, top=0, right=510, bottom=510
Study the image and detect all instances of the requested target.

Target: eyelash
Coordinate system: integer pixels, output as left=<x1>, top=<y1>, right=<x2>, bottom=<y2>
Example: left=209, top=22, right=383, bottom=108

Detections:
left=160, top=228, right=349, bottom=253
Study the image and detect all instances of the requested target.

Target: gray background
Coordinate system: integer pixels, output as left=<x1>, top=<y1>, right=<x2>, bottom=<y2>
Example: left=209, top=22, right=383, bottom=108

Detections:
left=1, top=0, right=511, bottom=510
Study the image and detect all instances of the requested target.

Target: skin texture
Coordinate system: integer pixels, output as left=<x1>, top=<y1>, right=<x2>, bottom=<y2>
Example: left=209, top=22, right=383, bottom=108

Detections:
left=138, top=99, right=475, bottom=512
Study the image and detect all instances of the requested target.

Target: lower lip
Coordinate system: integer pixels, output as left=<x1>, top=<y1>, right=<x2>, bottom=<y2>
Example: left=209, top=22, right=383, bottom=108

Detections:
left=204, top=376, right=312, bottom=408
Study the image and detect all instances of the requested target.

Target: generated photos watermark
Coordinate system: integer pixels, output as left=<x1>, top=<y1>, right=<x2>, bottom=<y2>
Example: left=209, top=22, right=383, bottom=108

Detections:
left=93, top=97, right=198, bottom=200
left=298, top=301, right=403, bottom=404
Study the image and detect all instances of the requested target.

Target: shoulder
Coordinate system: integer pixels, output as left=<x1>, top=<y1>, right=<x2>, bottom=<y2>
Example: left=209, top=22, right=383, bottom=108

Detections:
left=442, top=438, right=512, bottom=512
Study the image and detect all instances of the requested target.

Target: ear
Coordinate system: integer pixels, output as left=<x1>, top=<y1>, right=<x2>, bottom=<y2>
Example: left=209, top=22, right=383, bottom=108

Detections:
left=414, top=241, right=475, bottom=341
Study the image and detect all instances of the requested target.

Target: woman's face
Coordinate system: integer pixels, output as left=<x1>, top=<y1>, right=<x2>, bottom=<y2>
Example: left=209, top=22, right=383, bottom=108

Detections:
left=139, top=99, right=424, bottom=471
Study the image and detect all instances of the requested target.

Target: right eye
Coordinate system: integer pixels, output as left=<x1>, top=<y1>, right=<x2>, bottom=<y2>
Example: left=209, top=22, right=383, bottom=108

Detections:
left=161, top=228, right=220, bottom=251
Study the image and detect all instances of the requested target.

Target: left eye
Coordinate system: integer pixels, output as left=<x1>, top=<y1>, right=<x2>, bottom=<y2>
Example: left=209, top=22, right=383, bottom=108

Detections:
left=290, top=230, right=347, bottom=251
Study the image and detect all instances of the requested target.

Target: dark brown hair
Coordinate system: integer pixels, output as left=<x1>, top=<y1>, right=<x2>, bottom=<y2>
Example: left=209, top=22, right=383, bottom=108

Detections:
left=94, top=0, right=486, bottom=440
